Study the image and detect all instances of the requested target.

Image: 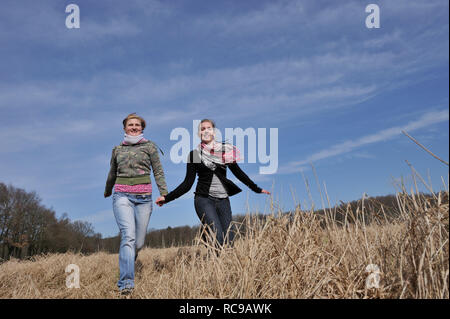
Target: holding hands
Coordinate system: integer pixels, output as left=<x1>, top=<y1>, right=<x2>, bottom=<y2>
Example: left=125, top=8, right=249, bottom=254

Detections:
left=156, top=196, right=166, bottom=207
left=156, top=190, right=269, bottom=207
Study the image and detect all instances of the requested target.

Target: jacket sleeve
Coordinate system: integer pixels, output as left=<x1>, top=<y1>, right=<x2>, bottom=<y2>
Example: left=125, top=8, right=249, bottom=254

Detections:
left=164, top=152, right=197, bottom=203
left=228, top=162, right=262, bottom=193
left=104, top=148, right=117, bottom=197
left=149, top=143, right=168, bottom=196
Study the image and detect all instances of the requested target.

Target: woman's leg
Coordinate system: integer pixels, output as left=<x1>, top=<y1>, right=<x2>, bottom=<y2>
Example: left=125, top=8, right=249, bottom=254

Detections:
left=194, top=196, right=225, bottom=246
left=216, top=197, right=235, bottom=245
left=133, top=194, right=152, bottom=257
left=113, top=193, right=136, bottom=290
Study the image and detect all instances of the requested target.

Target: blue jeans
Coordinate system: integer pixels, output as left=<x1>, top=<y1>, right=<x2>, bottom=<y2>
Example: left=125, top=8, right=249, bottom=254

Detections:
left=194, top=195, right=234, bottom=246
left=113, top=192, right=152, bottom=290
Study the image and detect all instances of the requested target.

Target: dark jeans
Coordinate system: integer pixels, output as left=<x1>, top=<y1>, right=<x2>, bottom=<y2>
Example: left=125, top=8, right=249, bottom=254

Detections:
left=194, top=195, right=234, bottom=246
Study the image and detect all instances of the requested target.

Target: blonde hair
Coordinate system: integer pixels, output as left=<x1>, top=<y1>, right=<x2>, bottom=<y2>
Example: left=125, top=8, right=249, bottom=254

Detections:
left=198, top=119, right=216, bottom=131
left=123, top=113, right=146, bottom=130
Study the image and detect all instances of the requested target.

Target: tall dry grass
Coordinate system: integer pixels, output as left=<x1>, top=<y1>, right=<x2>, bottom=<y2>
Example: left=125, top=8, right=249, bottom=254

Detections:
left=0, top=177, right=448, bottom=299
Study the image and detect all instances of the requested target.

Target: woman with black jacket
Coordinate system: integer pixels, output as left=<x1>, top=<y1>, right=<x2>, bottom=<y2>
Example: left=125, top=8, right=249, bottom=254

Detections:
left=156, top=119, right=270, bottom=247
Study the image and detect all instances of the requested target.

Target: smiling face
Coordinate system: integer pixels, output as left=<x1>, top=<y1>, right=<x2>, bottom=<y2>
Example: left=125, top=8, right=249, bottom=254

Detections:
left=199, top=121, right=215, bottom=144
left=124, top=118, right=143, bottom=136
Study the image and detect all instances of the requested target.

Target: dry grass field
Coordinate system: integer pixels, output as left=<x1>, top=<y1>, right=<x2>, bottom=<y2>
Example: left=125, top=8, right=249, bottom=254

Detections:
left=0, top=183, right=448, bottom=299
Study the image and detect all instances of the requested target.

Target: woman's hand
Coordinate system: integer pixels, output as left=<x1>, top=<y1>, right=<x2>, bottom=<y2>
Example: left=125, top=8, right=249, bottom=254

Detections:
left=156, top=196, right=166, bottom=207
left=261, top=189, right=271, bottom=195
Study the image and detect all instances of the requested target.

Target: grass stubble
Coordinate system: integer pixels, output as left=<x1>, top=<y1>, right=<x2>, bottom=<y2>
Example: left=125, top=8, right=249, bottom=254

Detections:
left=0, top=172, right=448, bottom=299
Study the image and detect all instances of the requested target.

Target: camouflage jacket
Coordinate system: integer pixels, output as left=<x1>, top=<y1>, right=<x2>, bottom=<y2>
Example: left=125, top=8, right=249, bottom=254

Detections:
left=104, top=140, right=168, bottom=197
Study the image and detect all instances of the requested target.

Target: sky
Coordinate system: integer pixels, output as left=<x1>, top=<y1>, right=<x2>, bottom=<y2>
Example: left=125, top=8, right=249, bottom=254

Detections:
left=0, top=0, right=448, bottom=238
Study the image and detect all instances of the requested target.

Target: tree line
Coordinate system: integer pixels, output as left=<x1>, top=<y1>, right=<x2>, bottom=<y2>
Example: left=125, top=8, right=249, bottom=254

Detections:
left=0, top=182, right=208, bottom=260
left=0, top=183, right=102, bottom=260
left=2, top=181, right=438, bottom=262
left=0, top=182, right=268, bottom=259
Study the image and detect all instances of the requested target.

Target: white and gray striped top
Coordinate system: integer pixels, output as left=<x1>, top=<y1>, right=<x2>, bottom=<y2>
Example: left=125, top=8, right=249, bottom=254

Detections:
left=208, top=173, right=228, bottom=198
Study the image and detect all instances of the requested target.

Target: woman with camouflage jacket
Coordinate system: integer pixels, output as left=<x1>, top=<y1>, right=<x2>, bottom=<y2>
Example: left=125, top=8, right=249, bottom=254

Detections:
left=104, top=113, right=168, bottom=295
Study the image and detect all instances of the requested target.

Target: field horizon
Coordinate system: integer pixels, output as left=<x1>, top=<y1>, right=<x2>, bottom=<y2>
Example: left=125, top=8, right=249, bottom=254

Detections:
left=0, top=176, right=448, bottom=299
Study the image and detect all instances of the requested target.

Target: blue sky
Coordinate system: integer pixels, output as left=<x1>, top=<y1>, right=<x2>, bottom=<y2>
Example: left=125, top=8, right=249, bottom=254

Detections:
left=0, top=0, right=448, bottom=238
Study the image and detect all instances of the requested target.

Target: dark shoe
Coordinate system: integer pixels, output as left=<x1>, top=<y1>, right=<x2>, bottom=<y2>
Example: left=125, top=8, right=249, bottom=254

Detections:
left=120, top=287, right=134, bottom=296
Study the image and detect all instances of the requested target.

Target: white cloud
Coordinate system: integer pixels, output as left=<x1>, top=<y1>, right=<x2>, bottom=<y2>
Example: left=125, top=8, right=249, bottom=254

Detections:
left=279, top=109, right=449, bottom=174
left=0, top=119, right=99, bottom=152
left=194, top=1, right=305, bottom=36
left=0, top=1, right=172, bottom=47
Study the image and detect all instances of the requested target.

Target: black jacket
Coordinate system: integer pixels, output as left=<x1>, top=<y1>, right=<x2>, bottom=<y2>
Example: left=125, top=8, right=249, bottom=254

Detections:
left=164, top=150, right=262, bottom=203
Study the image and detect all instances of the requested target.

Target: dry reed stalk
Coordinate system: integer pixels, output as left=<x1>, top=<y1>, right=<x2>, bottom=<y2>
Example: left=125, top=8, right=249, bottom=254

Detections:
left=0, top=178, right=447, bottom=299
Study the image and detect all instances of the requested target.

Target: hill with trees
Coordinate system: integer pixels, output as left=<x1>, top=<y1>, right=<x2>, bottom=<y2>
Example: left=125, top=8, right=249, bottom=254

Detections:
left=1, top=181, right=445, bottom=261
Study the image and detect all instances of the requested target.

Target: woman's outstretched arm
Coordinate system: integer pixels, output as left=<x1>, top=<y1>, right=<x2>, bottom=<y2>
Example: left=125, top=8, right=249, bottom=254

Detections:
left=158, top=152, right=197, bottom=205
left=228, top=162, right=268, bottom=194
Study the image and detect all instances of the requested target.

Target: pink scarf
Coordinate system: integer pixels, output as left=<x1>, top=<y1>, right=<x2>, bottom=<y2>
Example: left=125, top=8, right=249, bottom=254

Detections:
left=198, top=141, right=241, bottom=170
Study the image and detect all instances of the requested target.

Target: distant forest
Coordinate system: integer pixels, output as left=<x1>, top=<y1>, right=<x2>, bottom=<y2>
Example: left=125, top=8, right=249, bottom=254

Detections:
left=0, top=181, right=430, bottom=262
